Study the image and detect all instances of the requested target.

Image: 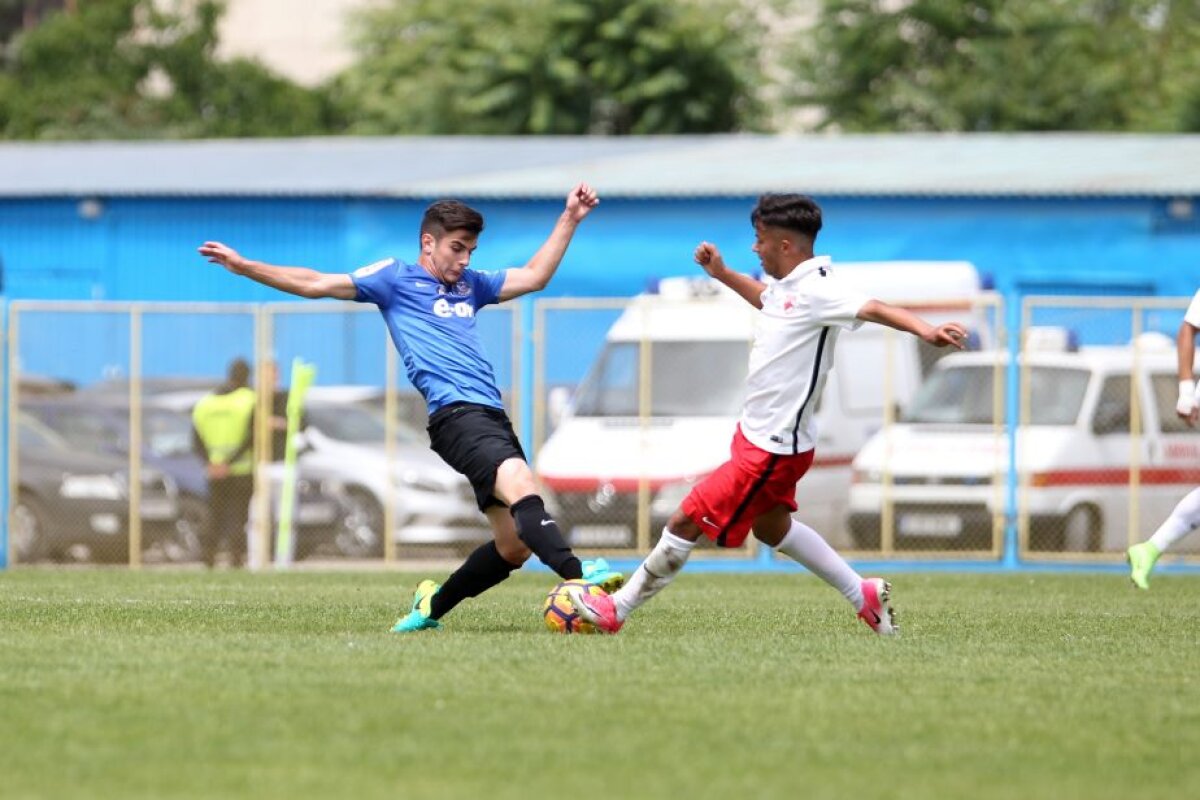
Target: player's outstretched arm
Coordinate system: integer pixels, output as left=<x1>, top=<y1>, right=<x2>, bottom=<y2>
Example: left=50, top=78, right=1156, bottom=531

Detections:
left=857, top=299, right=967, bottom=349
left=694, top=242, right=765, bottom=309
left=1175, top=318, right=1200, bottom=425
left=499, top=182, right=599, bottom=301
left=198, top=241, right=356, bottom=300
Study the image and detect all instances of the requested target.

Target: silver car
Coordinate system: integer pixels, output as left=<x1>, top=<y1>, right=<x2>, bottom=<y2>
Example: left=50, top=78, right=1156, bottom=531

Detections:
left=299, top=400, right=491, bottom=550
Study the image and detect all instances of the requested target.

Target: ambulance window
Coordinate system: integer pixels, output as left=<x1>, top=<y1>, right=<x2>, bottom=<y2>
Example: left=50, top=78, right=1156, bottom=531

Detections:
left=573, top=341, right=748, bottom=417
left=906, top=365, right=1087, bottom=425
left=1028, top=368, right=1090, bottom=425
left=1092, top=376, right=1131, bottom=435
left=905, top=366, right=996, bottom=424
left=1152, top=374, right=1200, bottom=434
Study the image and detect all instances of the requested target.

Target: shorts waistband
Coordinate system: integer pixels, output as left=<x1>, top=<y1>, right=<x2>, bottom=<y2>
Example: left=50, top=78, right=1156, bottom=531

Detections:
left=427, top=401, right=500, bottom=427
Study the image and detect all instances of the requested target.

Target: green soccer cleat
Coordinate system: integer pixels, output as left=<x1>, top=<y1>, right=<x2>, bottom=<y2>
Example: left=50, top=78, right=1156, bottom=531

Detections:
left=581, top=558, right=625, bottom=593
left=391, top=579, right=442, bottom=633
left=1126, top=542, right=1161, bottom=591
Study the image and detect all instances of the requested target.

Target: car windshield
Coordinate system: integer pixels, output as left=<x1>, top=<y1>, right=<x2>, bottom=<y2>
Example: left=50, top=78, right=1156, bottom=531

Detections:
left=18, top=414, right=70, bottom=451
left=305, top=403, right=421, bottom=444
left=572, top=341, right=749, bottom=417
left=144, top=408, right=194, bottom=457
left=906, top=365, right=1090, bottom=425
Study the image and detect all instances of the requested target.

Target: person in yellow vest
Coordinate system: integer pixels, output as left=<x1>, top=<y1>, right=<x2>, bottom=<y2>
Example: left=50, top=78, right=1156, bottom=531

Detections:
left=191, top=358, right=256, bottom=567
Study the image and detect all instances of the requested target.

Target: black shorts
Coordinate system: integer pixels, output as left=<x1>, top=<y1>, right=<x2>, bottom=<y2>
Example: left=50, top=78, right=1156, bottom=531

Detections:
left=427, top=402, right=527, bottom=512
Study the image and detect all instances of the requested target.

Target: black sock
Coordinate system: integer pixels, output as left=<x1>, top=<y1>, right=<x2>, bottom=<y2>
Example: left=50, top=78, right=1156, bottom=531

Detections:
left=430, top=541, right=521, bottom=620
left=511, top=494, right=583, bottom=580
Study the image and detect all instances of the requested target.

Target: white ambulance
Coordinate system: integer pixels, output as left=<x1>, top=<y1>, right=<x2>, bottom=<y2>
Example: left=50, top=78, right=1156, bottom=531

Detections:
left=847, top=332, right=1200, bottom=553
left=535, top=262, right=988, bottom=549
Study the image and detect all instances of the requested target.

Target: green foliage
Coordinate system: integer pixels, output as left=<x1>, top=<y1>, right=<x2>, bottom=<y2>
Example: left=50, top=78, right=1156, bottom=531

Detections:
left=0, top=0, right=339, bottom=139
left=337, top=0, right=762, bottom=135
left=792, top=0, right=1200, bottom=132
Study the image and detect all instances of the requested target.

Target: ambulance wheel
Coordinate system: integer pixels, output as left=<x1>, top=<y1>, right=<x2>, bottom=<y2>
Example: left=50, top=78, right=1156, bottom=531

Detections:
left=1059, top=505, right=1101, bottom=553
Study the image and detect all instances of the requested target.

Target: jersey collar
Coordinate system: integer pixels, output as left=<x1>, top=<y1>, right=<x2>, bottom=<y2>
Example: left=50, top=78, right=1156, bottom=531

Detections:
left=775, top=255, right=832, bottom=285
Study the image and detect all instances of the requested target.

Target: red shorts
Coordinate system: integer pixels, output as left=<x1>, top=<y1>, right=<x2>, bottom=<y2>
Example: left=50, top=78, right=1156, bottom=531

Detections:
left=681, top=426, right=814, bottom=548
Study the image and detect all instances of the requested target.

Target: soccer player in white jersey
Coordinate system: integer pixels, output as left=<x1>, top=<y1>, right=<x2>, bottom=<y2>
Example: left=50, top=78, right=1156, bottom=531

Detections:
left=1127, top=289, right=1200, bottom=589
left=198, top=184, right=622, bottom=632
left=569, top=194, right=968, bottom=635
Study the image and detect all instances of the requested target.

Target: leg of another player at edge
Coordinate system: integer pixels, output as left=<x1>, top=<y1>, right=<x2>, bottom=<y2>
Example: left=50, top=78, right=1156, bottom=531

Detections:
left=610, top=509, right=701, bottom=623
left=493, top=457, right=584, bottom=580
left=428, top=506, right=529, bottom=620
left=753, top=507, right=864, bottom=610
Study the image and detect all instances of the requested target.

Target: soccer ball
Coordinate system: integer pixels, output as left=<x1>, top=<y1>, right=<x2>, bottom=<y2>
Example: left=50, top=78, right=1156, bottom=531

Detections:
left=542, top=579, right=606, bottom=634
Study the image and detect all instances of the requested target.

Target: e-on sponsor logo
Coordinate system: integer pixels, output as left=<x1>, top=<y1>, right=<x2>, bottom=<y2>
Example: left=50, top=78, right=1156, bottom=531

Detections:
left=433, top=298, right=475, bottom=319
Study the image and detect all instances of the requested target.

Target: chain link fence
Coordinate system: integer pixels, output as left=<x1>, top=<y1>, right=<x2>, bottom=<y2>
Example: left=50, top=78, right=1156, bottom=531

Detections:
left=7, top=293, right=1200, bottom=568
left=6, top=300, right=515, bottom=567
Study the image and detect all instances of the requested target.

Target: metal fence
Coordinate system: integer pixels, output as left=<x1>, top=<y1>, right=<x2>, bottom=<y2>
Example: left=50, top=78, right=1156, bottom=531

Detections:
left=4, top=294, right=1199, bottom=569
left=4, top=300, right=516, bottom=568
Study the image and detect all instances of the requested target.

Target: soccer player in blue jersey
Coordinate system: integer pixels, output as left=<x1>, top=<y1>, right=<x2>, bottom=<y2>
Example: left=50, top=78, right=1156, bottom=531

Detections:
left=198, top=183, right=622, bottom=632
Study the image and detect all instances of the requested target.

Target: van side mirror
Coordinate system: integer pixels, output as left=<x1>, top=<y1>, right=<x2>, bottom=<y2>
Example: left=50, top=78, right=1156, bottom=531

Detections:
left=1092, top=402, right=1130, bottom=435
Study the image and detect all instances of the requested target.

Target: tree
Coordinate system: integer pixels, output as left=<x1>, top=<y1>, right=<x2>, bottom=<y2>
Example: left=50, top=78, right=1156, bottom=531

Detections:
left=789, top=0, right=1200, bottom=132
left=336, top=0, right=762, bottom=135
left=0, top=0, right=339, bottom=139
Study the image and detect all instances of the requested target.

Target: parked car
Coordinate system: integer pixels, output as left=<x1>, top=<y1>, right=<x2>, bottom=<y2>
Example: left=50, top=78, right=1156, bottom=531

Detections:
left=21, top=396, right=351, bottom=561
left=152, top=386, right=491, bottom=554
left=300, top=399, right=490, bottom=550
left=11, top=414, right=180, bottom=563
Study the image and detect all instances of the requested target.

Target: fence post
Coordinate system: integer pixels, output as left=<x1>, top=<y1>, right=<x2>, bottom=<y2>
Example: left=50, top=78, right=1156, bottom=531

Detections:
left=1002, top=292, right=1022, bottom=568
left=0, top=299, right=6, bottom=570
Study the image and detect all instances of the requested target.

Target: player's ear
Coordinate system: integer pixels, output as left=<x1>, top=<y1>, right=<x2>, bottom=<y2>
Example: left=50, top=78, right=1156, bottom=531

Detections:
left=421, top=232, right=434, bottom=254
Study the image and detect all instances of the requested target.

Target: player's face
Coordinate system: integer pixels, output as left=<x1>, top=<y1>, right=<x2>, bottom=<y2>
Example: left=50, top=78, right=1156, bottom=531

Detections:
left=423, top=230, right=478, bottom=284
left=752, top=223, right=792, bottom=279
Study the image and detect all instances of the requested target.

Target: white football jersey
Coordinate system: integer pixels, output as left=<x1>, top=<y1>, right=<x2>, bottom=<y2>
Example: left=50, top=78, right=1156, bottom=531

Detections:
left=739, top=256, right=869, bottom=455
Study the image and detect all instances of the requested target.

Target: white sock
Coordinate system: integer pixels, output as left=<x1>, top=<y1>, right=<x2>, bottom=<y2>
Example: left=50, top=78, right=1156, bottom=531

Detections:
left=612, top=529, right=696, bottom=622
left=1149, top=487, right=1200, bottom=553
left=775, top=518, right=864, bottom=610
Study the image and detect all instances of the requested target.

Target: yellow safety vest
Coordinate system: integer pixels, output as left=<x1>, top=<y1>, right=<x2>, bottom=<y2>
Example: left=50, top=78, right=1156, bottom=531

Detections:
left=192, top=387, right=256, bottom=476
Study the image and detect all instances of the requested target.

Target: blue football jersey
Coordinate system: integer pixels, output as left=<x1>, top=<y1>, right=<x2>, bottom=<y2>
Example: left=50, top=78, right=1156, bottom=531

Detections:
left=350, top=258, right=507, bottom=414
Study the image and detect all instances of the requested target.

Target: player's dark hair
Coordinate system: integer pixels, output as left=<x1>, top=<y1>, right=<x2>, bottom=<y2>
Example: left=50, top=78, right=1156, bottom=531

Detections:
left=421, top=200, right=485, bottom=239
left=227, top=358, right=250, bottom=387
left=751, top=194, right=822, bottom=241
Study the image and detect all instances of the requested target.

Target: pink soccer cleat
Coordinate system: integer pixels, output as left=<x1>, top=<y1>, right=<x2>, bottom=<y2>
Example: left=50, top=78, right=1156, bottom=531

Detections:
left=566, top=583, right=623, bottom=634
left=857, top=578, right=898, bottom=636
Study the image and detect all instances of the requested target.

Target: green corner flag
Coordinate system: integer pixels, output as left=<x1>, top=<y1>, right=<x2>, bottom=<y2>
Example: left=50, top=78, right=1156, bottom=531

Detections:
left=275, top=358, right=316, bottom=568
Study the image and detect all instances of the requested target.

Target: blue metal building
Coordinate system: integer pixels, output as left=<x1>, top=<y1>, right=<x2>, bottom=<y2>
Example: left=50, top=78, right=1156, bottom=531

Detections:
left=2, top=134, right=1198, bottom=302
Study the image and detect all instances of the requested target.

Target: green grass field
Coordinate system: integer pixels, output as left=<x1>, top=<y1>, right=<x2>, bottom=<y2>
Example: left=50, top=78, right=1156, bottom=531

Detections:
left=1, top=569, right=1196, bottom=800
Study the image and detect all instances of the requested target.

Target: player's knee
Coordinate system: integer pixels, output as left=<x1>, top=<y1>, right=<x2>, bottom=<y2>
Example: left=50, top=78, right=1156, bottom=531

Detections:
left=494, top=458, right=537, bottom=503
left=667, top=510, right=702, bottom=541
left=751, top=510, right=792, bottom=547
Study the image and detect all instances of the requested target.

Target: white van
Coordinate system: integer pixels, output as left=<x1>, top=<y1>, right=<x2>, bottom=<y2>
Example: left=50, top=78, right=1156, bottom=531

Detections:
left=847, top=333, right=1200, bottom=553
left=536, top=262, right=989, bottom=548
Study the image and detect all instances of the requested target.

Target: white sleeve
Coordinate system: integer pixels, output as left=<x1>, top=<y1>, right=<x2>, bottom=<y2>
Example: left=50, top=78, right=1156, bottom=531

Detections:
left=1185, top=290, right=1200, bottom=328
left=810, top=274, right=869, bottom=331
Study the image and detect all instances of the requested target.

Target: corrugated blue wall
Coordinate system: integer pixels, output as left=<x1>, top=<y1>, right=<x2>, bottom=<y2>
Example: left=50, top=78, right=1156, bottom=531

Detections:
left=3, top=194, right=1198, bottom=301
left=2, top=193, right=1198, bottom=388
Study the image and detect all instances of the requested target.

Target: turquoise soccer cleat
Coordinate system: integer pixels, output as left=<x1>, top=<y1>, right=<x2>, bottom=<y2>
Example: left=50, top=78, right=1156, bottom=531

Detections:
left=1127, top=542, right=1160, bottom=590
left=390, top=579, right=442, bottom=633
left=581, top=558, right=625, bottom=593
